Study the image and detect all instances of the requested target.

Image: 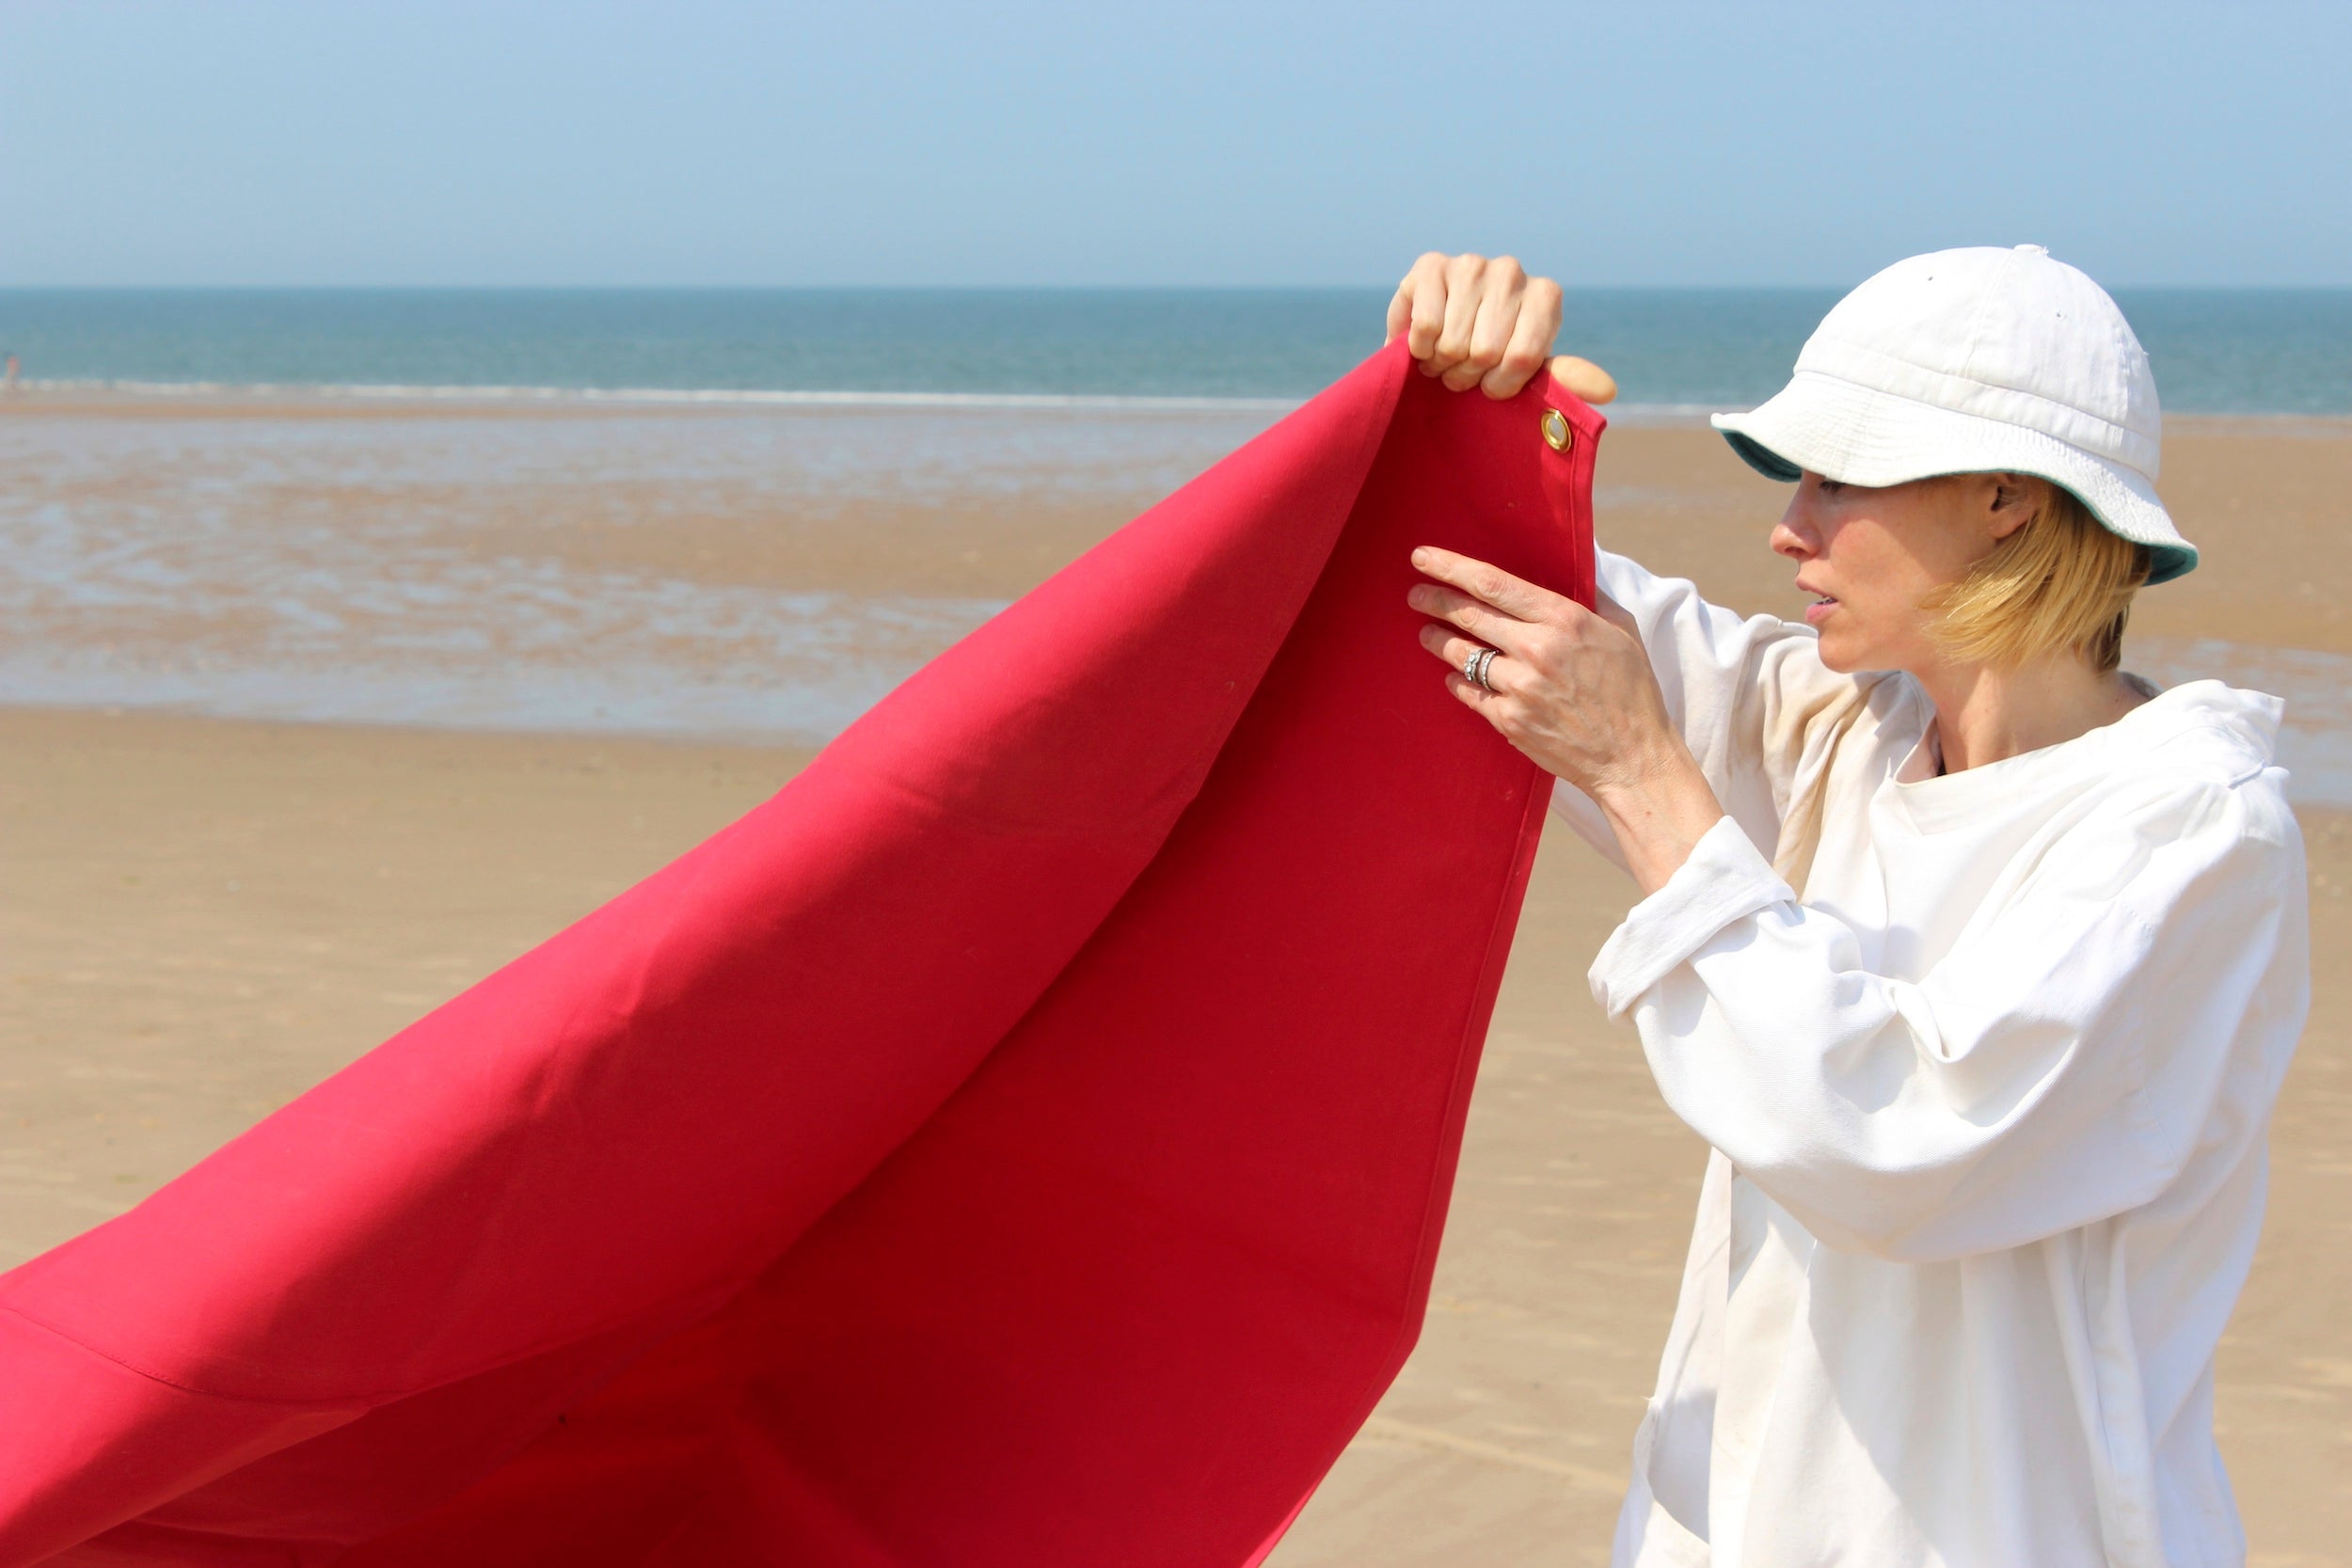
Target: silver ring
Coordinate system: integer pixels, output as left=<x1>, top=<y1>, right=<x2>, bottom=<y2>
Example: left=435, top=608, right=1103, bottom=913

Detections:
left=1462, top=646, right=1484, bottom=684
left=1470, top=647, right=1499, bottom=691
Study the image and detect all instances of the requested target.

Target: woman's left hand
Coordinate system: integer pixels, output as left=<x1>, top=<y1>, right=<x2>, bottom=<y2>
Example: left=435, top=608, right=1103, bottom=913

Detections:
left=1408, top=546, right=1727, bottom=894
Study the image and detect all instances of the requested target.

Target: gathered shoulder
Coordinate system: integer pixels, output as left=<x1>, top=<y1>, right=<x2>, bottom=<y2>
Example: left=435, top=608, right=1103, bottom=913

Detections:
left=2028, top=753, right=2302, bottom=925
left=2111, top=683, right=2298, bottom=848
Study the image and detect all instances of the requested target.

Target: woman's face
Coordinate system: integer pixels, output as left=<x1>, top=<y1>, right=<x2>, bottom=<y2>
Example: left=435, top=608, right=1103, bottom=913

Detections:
left=1771, top=471, right=2022, bottom=674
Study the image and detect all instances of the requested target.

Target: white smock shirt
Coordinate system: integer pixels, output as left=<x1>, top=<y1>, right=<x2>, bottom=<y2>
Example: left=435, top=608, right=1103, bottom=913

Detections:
left=1555, top=551, right=2309, bottom=1568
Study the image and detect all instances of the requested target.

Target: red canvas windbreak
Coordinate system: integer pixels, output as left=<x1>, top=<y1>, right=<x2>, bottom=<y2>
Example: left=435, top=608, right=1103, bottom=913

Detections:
left=0, top=343, right=1602, bottom=1568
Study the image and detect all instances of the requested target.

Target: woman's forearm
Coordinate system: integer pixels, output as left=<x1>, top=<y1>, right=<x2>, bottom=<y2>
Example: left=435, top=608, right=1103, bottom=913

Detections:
left=1586, top=740, right=1725, bottom=897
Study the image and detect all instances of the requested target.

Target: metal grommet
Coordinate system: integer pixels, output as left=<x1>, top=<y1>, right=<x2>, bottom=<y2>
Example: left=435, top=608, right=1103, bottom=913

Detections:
left=1541, top=407, right=1573, bottom=453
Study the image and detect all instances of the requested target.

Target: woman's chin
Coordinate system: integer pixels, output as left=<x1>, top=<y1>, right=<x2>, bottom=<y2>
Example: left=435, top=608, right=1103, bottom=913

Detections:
left=1812, top=631, right=1867, bottom=675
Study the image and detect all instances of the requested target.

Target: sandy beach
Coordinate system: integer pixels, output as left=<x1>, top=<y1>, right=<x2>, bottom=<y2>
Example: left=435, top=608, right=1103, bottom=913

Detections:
left=3, top=399, right=2347, bottom=1563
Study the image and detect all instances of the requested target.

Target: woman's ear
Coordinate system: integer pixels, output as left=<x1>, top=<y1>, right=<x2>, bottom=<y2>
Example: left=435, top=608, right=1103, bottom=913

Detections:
left=1986, top=473, right=2045, bottom=543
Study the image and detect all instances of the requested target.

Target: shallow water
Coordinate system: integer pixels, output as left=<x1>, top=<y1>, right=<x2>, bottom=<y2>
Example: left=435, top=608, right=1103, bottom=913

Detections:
left=2128, top=638, right=2352, bottom=809
left=0, top=401, right=1267, bottom=743
left=3, top=399, right=2347, bottom=809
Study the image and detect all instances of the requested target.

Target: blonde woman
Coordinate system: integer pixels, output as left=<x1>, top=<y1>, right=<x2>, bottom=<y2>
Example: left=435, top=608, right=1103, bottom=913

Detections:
left=1392, top=246, right=2305, bottom=1568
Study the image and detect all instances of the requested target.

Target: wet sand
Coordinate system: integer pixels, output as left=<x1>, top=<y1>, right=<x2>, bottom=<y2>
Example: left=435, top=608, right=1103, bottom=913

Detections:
left=2, top=398, right=2348, bottom=1562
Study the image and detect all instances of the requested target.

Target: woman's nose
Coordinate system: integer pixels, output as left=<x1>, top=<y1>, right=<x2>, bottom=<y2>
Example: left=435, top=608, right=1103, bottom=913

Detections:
left=1771, top=496, right=1818, bottom=562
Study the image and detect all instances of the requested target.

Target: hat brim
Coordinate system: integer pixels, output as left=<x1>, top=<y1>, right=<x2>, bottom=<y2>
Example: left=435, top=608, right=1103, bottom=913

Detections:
left=1711, top=371, right=2198, bottom=585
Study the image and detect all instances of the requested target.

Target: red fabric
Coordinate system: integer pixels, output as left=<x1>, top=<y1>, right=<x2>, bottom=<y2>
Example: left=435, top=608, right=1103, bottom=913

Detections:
left=0, top=344, right=1601, bottom=1568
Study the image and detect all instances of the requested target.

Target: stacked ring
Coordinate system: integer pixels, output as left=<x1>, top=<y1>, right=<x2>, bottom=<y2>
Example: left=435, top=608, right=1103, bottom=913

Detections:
left=1464, top=647, right=1500, bottom=691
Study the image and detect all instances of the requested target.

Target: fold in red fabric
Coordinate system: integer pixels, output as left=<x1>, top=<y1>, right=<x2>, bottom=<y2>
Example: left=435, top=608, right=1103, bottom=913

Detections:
left=0, top=343, right=1601, bottom=1568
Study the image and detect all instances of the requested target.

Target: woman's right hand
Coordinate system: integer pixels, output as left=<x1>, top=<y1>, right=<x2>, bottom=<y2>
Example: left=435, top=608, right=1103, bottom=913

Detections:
left=1384, top=251, right=1618, bottom=405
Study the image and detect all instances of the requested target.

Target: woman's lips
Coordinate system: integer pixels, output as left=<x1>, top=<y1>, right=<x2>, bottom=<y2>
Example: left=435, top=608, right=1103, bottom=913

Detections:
left=1804, top=594, right=1838, bottom=626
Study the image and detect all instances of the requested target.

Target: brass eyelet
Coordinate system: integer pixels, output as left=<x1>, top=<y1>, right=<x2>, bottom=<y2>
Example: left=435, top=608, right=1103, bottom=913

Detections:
left=1541, top=407, right=1573, bottom=453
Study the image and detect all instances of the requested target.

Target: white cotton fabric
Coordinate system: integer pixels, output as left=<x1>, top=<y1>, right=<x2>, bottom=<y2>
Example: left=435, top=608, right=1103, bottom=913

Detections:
left=1709, top=245, right=2200, bottom=584
left=1552, top=550, right=2308, bottom=1568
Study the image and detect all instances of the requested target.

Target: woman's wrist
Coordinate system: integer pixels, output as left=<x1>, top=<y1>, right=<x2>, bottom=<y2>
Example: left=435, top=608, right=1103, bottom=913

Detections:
left=1585, top=741, right=1726, bottom=898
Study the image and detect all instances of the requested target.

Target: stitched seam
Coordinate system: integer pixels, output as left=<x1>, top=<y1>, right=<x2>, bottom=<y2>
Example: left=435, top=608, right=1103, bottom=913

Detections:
left=0, top=1280, right=741, bottom=1408
left=1780, top=372, right=2163, bottom=492
left=1357, top=395, right=1597, bottom=1441
left=0, top=1303, right=348, bottom=1407
left=1795, top=347, right=2147, bottom=453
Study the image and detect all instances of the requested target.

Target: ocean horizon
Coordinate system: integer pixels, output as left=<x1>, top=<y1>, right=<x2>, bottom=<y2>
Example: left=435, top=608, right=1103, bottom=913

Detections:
left=5, top=286, right=2351, bottom=417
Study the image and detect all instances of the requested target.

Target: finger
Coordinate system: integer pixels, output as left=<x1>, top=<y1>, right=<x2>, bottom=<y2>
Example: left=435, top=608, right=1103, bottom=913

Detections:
left=1403, top=254, right=1450, bottom=361
left=1443, top=671, right=1515, bottom=720
left=1422, top=628, right=1532, bottom=703
left=1388, top=252, right=1442, bottom=347
left=1408, top=546, right=1565, bottom=623
left=1408, top=588, right=1526, bottom=654
left=1428, top=254, right=1487, bottom=378
left=1548, top=354, right=1618, bottom=406
left=1443, top=256, right=1524, bottom=391
left=1418, top=622, right=1500, bottom=673
left=1483, top=276, right=1562, bottom=399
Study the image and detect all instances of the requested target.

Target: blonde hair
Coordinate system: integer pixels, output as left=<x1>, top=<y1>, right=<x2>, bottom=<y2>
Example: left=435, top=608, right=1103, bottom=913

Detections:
left=1931, top=480, right=2153, bottom=673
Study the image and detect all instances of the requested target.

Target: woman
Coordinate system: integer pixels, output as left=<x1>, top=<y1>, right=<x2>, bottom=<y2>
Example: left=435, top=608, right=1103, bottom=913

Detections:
left=1389, top=246, right=2306, bottom=1567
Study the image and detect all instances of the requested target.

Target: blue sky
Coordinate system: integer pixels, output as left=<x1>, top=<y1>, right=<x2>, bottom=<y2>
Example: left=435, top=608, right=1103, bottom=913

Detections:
left=2, top=0, right=2345, bottom=289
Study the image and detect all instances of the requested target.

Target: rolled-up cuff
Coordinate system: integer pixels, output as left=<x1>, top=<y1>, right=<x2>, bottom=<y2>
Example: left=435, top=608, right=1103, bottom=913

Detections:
left=1588, top=816, right=1792, bottom=1019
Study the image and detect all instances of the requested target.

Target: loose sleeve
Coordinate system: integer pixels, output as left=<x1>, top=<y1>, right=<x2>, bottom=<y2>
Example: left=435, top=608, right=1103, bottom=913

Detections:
left=1550, top=550, right=1893, bottom=874
left=1590, top=778, right=2306, bottom=1261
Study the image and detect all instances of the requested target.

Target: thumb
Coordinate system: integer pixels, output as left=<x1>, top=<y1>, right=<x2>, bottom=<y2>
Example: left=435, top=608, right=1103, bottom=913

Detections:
left=1548, top=354, right=1618, bottom=406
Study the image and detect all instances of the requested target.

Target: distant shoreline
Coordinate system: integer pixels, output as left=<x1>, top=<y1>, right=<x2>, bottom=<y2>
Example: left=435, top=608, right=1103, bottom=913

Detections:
left=3, top=377, right=1304, bottom=417
left=7, top=286, right=2349, bottom=417
left=8, top=380, right=2350, bottom=436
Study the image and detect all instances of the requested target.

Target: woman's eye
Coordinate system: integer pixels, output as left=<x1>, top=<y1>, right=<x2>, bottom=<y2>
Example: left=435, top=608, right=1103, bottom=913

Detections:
left=1817, top=479, right=1845, bottom=496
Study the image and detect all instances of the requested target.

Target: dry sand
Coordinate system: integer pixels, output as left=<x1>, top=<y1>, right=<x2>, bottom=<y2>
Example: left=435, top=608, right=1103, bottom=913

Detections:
left=2, top=407, right=2347, bottom=1562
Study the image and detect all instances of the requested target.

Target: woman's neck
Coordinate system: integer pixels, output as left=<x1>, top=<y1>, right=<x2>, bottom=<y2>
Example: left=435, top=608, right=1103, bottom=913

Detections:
left=1914, top=653, right=2150, bottom=774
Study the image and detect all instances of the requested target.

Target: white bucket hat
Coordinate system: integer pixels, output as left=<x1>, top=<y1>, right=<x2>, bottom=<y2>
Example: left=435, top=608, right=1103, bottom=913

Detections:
left=1711, top=244, right=2198, bottom=584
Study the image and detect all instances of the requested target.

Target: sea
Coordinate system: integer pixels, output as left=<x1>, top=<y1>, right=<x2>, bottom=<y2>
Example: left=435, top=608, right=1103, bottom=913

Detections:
left=4, top=287, right=2350, bottom=412
left=4, top=287, right=2349, bottom=800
